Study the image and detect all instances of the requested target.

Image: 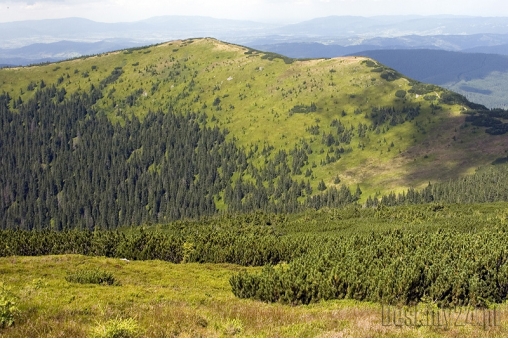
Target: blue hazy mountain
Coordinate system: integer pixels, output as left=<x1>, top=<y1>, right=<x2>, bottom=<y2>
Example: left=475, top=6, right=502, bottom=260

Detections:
left=350, top=49, right=508, bottom=109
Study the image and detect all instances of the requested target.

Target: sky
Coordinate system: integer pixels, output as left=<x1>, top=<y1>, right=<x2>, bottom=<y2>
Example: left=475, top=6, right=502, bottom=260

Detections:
left=0, top=0, right=508, bottom=23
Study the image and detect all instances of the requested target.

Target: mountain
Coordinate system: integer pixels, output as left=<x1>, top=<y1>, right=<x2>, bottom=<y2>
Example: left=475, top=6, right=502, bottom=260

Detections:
left=464, top=43, right=508, bottom=55
left=0, top=16, right=272, bottom=48
left=364, top=34, right=508, bottom=51
left=275, top=15, right=508, bottom=37
left=3, top=15, right=508, bottom=49
left=250, top=34, right=508, bottom=56
left=248, top=43, right=390, bottom=59
left=0, top=38, right=506, bottom=230
left=350, top=49, right=508, bottom=108
left=0, top=40, right=148, bottom=66
left=250, top=43, right=508, bottom=108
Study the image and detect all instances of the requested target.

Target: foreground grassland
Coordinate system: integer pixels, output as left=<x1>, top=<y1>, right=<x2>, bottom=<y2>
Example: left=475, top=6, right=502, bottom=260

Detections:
left=1, top=255, right=508, bottom=338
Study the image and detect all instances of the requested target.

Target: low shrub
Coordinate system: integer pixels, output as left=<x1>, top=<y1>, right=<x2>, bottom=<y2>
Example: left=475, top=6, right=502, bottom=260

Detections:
left=215, top=318, right=243, bottom=337
left=395, top=90, right=407, bottom=99
left=90, top=317, right=140, bottom=338
left=66, top=268, right=118, bottom=286
left=0, top=282, right=19, bottom=328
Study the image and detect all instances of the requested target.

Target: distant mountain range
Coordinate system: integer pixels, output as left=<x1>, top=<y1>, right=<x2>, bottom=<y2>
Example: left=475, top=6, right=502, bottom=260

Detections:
left=2, top=15, right=508, bottom=49
left=350, top=49, right=508, bottom=84
left=350, top=49, right=508, bottom=109
left=0, top=16, right=270, bottom=49
left=463, top=44, right=508, bottom=54
left=5, top=33, right=508, bottom=67
left=0, top=40, right=147, bottom=66
left=250, top=34, right=508, bottom=58
left=275, top=15, right=508, bottom=37
left=3, top=15, right=508, bottom=66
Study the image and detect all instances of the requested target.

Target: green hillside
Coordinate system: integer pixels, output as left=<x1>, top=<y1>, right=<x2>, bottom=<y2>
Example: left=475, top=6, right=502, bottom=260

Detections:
left=1, top=38, right=507, bottom=226
left=2, top=38, right=508, bottom=335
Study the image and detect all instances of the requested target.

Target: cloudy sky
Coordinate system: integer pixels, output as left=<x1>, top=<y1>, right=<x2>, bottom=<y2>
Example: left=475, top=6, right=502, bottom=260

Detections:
left=0, top=0, right=507, bottom=23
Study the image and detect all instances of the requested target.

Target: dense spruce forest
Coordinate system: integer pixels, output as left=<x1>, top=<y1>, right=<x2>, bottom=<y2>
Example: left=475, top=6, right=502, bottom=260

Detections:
left=0, top=86, right=359, bottom=230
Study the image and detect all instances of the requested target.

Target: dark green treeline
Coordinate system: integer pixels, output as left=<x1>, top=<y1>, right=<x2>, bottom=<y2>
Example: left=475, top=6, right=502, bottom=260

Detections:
left=0, top=87, right=242, bottom=229
left=0, top=86, right=357, bottom=230
left=367, top=164, right=508, bottom=207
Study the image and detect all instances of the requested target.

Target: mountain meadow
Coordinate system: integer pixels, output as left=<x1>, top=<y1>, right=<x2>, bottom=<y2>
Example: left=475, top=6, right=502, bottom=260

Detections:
left=1, top=38, right=508, bottom=337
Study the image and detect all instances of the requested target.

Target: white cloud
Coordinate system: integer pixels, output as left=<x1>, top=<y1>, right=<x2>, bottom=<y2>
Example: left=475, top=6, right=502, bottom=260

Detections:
left=0, top=0, right=507, bottom=23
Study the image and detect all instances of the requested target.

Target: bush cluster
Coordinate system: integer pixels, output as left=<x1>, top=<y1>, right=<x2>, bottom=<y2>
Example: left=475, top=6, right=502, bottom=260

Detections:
left=66, top=269, right=117, bottom=285
left=231, top=227, right=508, bottom=307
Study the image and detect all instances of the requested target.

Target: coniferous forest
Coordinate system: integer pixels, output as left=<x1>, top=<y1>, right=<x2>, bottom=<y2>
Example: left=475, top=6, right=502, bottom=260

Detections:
left=0, top=86, right=359, bottom=231
left=2, top=85, right=506, bottom=231
left=1, top=82, right=508, bottom=309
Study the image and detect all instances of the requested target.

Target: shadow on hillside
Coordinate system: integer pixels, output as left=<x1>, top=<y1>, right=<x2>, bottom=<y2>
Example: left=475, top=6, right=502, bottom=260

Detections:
left=395, top=114, right=508, bottom=188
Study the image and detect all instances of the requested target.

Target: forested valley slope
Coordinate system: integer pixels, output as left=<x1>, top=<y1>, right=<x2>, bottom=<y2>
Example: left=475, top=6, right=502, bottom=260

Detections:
left=0, top=38, right=507, bottom=230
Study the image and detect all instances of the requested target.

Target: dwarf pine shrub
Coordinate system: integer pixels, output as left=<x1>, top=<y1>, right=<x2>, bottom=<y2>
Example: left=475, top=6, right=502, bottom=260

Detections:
left=66, top=268, right=117, bottom=285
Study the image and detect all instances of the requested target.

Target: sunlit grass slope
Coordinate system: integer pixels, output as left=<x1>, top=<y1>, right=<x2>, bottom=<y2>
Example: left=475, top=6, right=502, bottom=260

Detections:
left=1, top=38, right=506, bottom=198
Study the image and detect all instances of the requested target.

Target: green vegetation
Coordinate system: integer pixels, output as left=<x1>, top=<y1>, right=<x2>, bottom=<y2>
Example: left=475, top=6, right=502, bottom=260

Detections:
left=231, top=225, right=508, bottom=307
left=90, top=317, right=140, bottom=338
left=5, top=255, right=505, bottom=338
left=0, top=283, right=19, bottom=328
left=1, top=37, right=506, bottom=213
left=66, top=269, right=118, bottom=286
left=355, top=49, right=508, bottom=109
left=1, top=200, right=508, bottom=309
left=395, top=89, right=406, bottom=98
left=368, top=163, right=508, bottom=206
left=290, top=102, right=317, bottom=113
left=380, top=69, right=402, bottom=81
left=0, top=85, right=361, bottom=229
left=1, top=202, right=508, bottom=336
left=1, top=38, right=508, bottom=336
left=464, top=109, right=508, bottom=135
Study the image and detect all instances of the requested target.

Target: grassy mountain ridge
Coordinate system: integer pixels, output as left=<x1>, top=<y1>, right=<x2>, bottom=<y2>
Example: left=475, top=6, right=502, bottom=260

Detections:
left=1, top=38, right=506, bottom=201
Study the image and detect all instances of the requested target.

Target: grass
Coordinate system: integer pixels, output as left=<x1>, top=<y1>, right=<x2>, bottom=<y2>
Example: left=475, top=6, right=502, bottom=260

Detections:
left=65, top=268, right=118, bottom=286
left=1, top=38, right=507, bottom=200
left=0, top=255, right=507, bottom=337
left=90, top=317, right=141, bottom=338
